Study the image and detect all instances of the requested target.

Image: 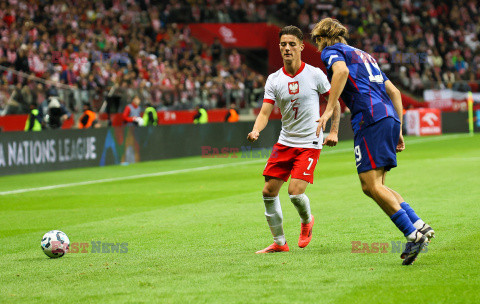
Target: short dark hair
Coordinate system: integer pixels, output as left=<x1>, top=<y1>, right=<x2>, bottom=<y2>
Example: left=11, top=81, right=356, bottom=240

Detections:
left=279, top=25, right=304, bottom=42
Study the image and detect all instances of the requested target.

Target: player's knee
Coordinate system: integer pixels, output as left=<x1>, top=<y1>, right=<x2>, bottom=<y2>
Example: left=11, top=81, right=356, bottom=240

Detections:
left=288, top=180, right=307, bottom=196
left=287, top=186, right=303, bottom=196
left=364, top=183, right=384, bottom=198
left=262, top=187, right=278, bottom=197
left=361, top=183, right=373, bottom=197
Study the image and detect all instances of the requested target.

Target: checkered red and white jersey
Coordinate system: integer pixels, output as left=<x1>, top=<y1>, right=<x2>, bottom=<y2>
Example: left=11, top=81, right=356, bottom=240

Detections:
left=263, top=62, right=330, bottom=149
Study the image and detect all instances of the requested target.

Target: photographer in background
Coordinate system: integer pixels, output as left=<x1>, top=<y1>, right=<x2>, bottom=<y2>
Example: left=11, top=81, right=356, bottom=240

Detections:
left=45, top=96, right=71, bottom=129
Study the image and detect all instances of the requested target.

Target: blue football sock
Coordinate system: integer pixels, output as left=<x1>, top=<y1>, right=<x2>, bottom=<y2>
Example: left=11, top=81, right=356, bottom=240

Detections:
left=400, top=202, right=421, bottom=224
left=390, top=209, right=416, bottom=237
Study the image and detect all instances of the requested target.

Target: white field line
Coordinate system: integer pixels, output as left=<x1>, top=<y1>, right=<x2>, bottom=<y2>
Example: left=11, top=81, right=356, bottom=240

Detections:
left=0, top=161, right=264, bottom=196
left=0, top=133, right=472, bottom=196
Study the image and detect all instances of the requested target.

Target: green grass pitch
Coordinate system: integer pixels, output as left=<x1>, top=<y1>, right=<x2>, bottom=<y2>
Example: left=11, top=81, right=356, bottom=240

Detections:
left=1, top=134, right=479, bottom=303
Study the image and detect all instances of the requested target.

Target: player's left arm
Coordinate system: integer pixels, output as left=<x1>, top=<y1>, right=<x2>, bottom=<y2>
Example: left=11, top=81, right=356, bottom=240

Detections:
left=385, top=80, right=405, bottom=152
left=317, top=61, right=349, bottom=135
left=323, top=100, right=341, bottom=146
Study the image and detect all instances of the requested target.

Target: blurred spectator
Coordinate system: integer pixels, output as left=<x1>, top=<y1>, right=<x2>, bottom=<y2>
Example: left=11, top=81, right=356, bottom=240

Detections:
left=142, top=102, right=158, bottom=126
left=122, top=95, right=143, bottom=126
left=60, top=63, right=77, bottom=86
left=24, top=103, right=42, bottom=131
left=14, top=47, right=30, bottom=73
left=225, top=103, right=239, bottom=123
left=228, top=49, right=242, bottom=71
left=211, top=37, right=224, bottom=63
left=193, top=105, right=208, bottom=124
left=78, top=103, right=98, bottom=129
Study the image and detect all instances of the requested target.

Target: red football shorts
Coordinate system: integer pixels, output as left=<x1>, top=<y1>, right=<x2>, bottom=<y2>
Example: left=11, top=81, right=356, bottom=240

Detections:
left=263, top=143, right=321, bottom=184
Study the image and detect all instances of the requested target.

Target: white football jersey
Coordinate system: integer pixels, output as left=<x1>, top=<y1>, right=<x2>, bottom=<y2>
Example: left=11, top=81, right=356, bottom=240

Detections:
left=263, top=62, right=331, bottom=149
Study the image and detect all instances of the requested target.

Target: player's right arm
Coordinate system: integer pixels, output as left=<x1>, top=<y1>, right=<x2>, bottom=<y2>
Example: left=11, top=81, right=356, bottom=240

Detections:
left=385, top=80, right=403, bottom=125
left=248, top=74, right=276, bottom=142
left=247, top=102, right=274, bottom=142
left=385, top=80, right=405, bottom=152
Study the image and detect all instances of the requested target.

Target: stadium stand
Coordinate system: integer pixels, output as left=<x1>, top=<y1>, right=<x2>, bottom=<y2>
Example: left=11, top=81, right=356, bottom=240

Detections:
left=284, top=0, right=480, bottom=95
left=0, top=0, right=267, bottom=117
left=0, top=0, right=479, bottom=121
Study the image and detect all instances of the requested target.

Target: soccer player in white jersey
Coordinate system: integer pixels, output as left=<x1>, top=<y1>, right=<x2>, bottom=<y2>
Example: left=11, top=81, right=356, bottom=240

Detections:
left=247, top=26, right=341, bottom=253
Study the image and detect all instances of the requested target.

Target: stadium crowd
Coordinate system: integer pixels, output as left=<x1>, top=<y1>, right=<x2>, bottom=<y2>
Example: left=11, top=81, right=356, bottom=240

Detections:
left=285, top=0, right=480, bottom=94
left=149, top=0, right=480, bottom=94
left=0, top=0, right=479, bottom=118
left=0, top=0, right=266, bottom=116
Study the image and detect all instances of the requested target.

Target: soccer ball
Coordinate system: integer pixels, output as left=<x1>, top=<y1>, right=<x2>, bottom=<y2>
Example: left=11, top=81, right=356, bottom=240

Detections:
left=41, top=230, right=70, bottom=258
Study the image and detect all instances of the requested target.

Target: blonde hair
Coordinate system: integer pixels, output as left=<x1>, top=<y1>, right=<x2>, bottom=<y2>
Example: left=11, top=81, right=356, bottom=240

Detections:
left=311, top=18, right=349, bottom=52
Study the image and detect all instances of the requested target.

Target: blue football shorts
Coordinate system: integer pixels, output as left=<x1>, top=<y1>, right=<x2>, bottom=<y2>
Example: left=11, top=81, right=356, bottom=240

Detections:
left=353, top=117, right=400, bottom=174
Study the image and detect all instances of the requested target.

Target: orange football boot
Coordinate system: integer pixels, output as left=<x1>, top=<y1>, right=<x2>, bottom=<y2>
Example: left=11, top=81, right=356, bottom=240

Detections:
left=255, top=242, right=289, bottom=254
left=298, top=215, right=314, bottom=248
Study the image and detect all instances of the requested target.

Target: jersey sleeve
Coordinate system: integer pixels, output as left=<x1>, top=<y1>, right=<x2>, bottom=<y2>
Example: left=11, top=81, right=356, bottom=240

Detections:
left=321, top=47, right=346, bottom=71
left=314, top=68, right=331, bottom=95
left=263, top=75, right=276, bottom=105
left=381, top=71, right=389, bottom=82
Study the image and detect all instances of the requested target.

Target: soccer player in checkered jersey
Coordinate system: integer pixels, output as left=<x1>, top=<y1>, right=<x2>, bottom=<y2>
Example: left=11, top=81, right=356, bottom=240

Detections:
left=312, top=18, right=435, bottom=265
left=247, top=26, right=341, bottom=254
